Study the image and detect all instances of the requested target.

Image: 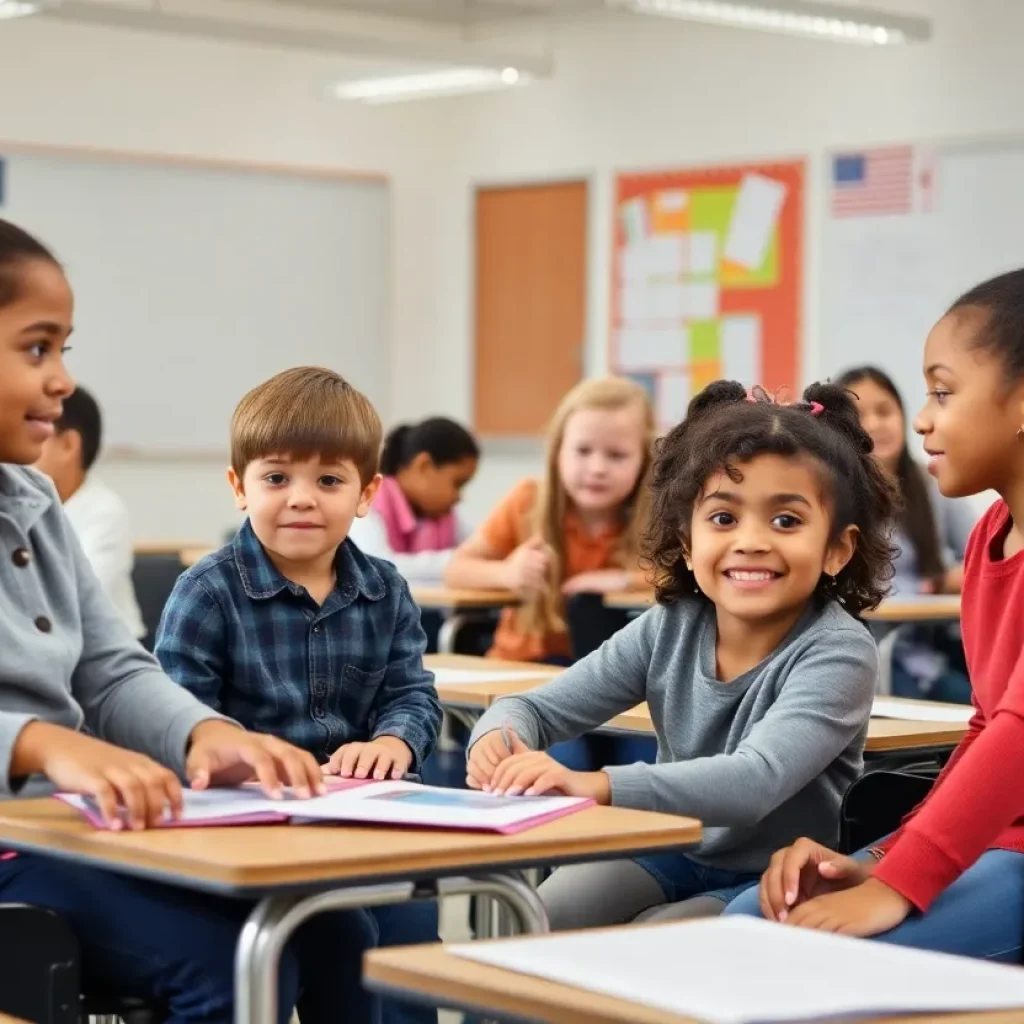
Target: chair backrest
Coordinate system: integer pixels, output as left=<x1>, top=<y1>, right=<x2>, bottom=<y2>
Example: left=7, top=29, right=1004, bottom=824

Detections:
left=0, top=904, right=80, bottom=1024
left=565, top=592, right=634, bottom=662
left=131, top=552, right=186, bottom=651
left=839, top=770, right=936, bottom=853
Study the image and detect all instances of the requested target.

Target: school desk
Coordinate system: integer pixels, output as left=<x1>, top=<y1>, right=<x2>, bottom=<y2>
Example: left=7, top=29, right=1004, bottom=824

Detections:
left=180, top=546, right=214, bottom=568
left=133, top=541, right=209, bottom=559
left=0, top=799, right=701, bottom=1024
left=410, top=587, right=519, bottom=654
left=364, top=938, right=1024, bottom=1024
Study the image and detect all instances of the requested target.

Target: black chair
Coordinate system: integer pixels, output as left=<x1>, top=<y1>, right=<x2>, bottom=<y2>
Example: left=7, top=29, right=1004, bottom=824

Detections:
left=839, top=770, right=936, bottom=854
left=131, top=553, right=186, bottom=652
left=565, top=592, right=633, bottom=661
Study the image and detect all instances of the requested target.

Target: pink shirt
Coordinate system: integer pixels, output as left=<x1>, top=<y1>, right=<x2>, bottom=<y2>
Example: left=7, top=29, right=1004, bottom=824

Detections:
left=372, top=476, right=458, bottom=554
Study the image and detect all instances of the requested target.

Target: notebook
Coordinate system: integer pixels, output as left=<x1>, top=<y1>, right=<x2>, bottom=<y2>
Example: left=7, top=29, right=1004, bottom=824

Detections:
left=56, top=780, right=593, bottom=833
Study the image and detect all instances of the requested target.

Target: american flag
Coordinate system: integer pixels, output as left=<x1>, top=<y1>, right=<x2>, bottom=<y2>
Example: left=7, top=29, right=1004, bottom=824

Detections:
left=831, top=146, right=914, bottom=218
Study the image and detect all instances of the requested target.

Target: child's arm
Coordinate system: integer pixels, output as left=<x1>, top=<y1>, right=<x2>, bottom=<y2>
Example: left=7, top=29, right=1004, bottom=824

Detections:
left=600, top=626, right=878, bottom=823
left=468, top=609, right=656, bottom=751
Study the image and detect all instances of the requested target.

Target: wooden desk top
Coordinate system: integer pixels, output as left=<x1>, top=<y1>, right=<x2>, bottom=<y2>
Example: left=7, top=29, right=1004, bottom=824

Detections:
left=180, top=546, right=215, bottom=568
left=365, top=940, right=1014, bottom=1024
left=133, top=540, right=210, bottom=558
left=411, top=587, right=518, bottom=611
left=425, top=654, right=559, bottom=708
left=604, top=699, right=967, bottom=753
left=0, top=800, right=700, bottom=897
left=604, top=590, right=655, bottom=610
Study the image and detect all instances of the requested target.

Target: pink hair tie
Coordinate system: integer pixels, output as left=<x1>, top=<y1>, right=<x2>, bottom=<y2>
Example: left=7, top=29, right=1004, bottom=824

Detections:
left=810, top=401, right=825, bottom=417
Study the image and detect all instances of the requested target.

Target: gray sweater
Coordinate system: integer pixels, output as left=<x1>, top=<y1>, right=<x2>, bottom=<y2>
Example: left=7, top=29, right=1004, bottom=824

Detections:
left=0, top=465, right=225, bottom=796
left=470, top=598, right=878, bottom=873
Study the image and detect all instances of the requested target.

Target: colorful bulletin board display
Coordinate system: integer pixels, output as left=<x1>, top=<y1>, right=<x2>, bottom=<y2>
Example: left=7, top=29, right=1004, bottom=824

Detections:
left=611, top=160, right=804, bottom=429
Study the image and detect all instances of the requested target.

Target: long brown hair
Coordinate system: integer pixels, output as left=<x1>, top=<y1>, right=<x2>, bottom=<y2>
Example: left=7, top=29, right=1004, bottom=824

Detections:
left=834, top=366, right=944, bottom=582
left=519, top=377, right=655, bottom=636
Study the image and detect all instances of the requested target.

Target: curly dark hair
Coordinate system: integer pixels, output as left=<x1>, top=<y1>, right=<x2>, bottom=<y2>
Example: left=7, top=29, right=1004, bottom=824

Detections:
left=643, top=380, right=900, bottom=615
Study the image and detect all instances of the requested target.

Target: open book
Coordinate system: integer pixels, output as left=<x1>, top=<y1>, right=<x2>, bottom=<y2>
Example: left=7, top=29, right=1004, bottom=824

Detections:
left=56, top=779, right=593, bottom=834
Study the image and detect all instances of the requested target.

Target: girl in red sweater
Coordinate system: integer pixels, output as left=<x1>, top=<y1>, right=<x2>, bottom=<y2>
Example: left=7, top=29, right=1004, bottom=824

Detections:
left=726, top=268, right=1024, bottom=960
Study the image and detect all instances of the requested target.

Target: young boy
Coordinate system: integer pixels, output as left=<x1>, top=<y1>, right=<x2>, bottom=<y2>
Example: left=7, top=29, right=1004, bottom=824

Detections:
left=35, top=385, right=145, bottom=640
left=155, top=366, right=444, bottom=1024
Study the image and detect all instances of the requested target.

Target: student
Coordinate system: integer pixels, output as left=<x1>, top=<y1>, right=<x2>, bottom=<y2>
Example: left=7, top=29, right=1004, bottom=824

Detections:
left=348, top=416, right=479, bottom=583
left=34, top=384, right=146, bottom=639
left=466, top=381, right=895, bottom=928
left=836, top=366, right=975, bottom=703
left=155, top=366, right=444, bottom=1024
left=0, top=218, right=373, bottom=1023
left=725, top=269, right=1024, bottom=961
left=445, top=376, right=654, bottom=665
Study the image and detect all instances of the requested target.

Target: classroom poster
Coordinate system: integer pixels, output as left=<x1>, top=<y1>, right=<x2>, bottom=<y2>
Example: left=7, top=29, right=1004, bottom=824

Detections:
left=611, top=159, right=804, bottom=429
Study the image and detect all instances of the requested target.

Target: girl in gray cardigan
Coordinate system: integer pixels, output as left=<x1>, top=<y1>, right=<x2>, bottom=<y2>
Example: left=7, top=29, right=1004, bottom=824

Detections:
left=469, top=381, right=898, bottom=928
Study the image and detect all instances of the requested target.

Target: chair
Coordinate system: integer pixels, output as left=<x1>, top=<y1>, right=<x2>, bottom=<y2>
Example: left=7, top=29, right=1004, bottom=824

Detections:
left=565, top=593, right=633, bottom=661
left=131, top=552, right=186, bottom=651
left=839, top=770, right=936, bottom=854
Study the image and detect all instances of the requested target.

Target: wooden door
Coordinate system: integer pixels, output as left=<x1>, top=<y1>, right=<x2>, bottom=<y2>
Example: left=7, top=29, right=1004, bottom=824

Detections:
left=473, top=181, right=588, bottom=436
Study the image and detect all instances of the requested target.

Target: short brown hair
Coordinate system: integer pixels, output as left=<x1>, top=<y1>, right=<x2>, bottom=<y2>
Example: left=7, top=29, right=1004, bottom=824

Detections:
left=230, top=367, right=382, bottom=485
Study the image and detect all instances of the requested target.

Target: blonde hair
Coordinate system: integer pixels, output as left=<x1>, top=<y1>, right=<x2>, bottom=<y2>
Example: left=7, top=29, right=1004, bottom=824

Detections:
left=230, top=367, right=382, bottom=486
left=519, top=376, right=655, bottom=636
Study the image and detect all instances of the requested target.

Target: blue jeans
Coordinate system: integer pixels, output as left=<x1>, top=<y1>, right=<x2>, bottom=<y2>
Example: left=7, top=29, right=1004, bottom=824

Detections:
left=724, top=847, right=1024, bottom=962
left=0, top=853, right=379, bottom=1024
left=372, top=903, right=439, bottom=1024
left=634, top=851, right=758, bottom=904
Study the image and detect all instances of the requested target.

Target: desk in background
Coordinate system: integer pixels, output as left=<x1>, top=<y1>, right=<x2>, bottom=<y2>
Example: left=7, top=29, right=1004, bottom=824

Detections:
left=0, top=799, right=700, bottom=1024
left=411, top=587, right=518, bottom=655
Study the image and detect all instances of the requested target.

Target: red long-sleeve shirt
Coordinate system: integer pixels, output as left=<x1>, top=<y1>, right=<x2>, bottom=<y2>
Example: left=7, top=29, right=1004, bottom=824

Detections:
left=873, top=500, right=1024, bottom=910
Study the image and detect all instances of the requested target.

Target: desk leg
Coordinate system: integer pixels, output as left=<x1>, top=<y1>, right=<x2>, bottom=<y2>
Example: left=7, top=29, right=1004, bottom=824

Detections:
left=234, top=873, right=549, bottom=1024
left=437, top=613, right=470, bottom=655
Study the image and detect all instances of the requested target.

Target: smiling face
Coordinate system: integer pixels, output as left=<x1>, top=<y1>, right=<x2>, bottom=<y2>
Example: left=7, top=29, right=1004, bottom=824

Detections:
left=0, top=259, right=75, bottom=464
left=688, top=453, right=856, bottom=630
left=229, top=455, right=380, bottom=571
left=914, top=310, right=1024, bottom=499
left=847, top=375, right=906, bottom=471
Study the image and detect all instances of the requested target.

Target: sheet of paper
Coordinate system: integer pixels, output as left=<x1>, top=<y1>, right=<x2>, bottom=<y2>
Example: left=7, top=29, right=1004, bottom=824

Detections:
left=724, top=173, right=785, bottom=270
left=431, top=667, right=554, bottom=686
left=688, top=230, right=718, bottom=275
left=871, top=697, right=973, bottom=723
left=452, top=917, right=1024, bottom=1024
left=58, top=787, right=289, bottom=827
left=621, top=282, right=719, bottom=325
left=656, top=371, right=691, bottom=428
left=619, top=197, right=648, bottom=245
left=617, top=326, right=688, bottom=371
left=721, top=315, right=761, bottom=386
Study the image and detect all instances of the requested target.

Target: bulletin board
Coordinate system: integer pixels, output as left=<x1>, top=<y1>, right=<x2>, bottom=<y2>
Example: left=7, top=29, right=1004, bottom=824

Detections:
left=610, top=159, right=804, bottom=429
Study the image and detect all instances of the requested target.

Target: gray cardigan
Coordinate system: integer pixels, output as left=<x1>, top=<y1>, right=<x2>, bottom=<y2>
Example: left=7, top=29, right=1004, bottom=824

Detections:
left=471, top=598, right=878, bottom=873
left=0, top=465, right=224, bottom=796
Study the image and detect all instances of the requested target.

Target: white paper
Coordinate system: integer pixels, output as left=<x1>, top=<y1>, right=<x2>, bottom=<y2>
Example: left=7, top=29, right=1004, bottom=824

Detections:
left=655, top=189, right=688, bottom=213
left=646, top=234, right=686, bottom=277
left=621, top=282, right=719, bottom=325
left=617, top=327, right=688, bottom=371
left=620, top=197, right=648, bottom=245
left=689, top=230, right=718, bottom=275
left=431, top=667, right=554, bottom=686
left=724, top=173, right=786, bottom=270
left=721, top=316, right=761, bottom=385
left=60, top=787, right=287, bottom=824
left=656, top=371, right=691, bottom=428
left=452, top=917, right=1024, bottom=1024
left=871, top=697, right=973, bottom=723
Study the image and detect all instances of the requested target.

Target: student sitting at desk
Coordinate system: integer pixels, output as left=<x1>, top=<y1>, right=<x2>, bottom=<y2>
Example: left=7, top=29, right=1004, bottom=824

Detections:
left=155, top=367, right=444, bottom=1024
left=467, top=381, right=894, bottom=928
left=0, top=217, right=366, bottom=1024
left=34, top=384, right=145, bottom=640
left=836, top=366, right=976, bottom=703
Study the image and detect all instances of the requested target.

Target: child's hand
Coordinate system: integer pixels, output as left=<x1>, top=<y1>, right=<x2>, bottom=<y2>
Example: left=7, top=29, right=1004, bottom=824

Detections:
left=759, top=837, right=873, bottom=922
left=466, top=727, right=526, bottom=790
left=325, top=736, right=412, bottom=780
left=186, top=721, right=325, bottom=799
left=503, top=537, right=551, bottom=596
left=487, top=749, right=611, bottom=803
left=561, top=569, right=630, bottom=596
left=786, top=877, right=912, bottom=936
left=24, top=723, right=183, bottom=831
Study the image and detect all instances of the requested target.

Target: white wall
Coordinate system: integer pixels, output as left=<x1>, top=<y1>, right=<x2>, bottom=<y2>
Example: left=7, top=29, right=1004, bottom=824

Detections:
left=2, top=2, right=1021, bottom=539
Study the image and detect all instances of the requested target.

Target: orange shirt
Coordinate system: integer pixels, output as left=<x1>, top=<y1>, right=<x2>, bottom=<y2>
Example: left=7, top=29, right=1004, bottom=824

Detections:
left=480, top=479, right=624, bottom=663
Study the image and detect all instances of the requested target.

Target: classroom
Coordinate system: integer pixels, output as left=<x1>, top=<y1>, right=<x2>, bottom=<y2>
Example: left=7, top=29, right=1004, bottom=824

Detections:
left=2, top=1, right=1024, bottom=1023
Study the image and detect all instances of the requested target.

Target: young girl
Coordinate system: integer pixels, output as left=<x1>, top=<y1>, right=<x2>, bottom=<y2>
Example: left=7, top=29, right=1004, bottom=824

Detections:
left=0, top=218, right=377, bottom=1024
left=726, top=269, right=1024, bottom=961
left=348, top=416, right=479, bottom=584
left=836, top=365, right=976, bottom=702
left=466, top=381, right=897, bottom=928
left=444, top=376, right=654, bottom=665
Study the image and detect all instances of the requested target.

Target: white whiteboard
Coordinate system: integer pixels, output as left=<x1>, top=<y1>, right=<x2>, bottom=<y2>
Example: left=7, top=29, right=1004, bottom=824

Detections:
left=0, top=150, right=390, bottom=454
left=821, top=139, right=1024, bottom=412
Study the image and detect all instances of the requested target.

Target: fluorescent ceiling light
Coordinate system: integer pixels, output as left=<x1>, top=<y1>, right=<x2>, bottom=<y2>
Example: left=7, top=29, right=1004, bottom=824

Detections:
left=0, top=0, right=46, bottom=18
left=331, top=66, right=529, bottom=104
left=621, top=0, right=931, bottom=45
